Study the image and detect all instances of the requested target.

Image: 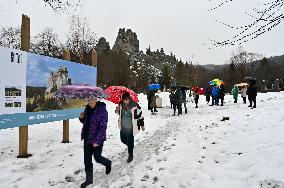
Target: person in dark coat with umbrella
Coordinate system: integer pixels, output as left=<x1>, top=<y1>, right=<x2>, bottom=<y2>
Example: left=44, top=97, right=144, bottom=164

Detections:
left=181, top=89, right=188, bottom=113
left=173, top=88, right=182, bottom=116
left=79, top=98, right=112, bottom=188
left=247, top=81, right=258, bottom=108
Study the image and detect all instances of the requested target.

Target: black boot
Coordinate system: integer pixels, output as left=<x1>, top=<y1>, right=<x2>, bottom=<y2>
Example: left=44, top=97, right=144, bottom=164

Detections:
left=127, top=152, right=133, bottom=163
left=106, top=162, right=112, bottom=175
left=81, top=170, right=93, bottom=188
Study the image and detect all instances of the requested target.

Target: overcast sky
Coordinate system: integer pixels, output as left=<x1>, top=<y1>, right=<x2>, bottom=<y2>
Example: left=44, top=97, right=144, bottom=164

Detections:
left=1, top=0, right=284, bottom=65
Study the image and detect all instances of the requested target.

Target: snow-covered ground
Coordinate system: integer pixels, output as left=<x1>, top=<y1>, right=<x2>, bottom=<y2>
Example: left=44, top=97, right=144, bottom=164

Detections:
left=0, top=92, right=284, bottom=188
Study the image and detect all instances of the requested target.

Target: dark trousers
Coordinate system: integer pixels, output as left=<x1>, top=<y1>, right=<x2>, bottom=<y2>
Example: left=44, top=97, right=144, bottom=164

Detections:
left=173, top=103, right=182, bottom=115
left=234, top=98, right=237, bottom=103
left=194, top=99, right=198, bottom=107
left=183, top=102, right=187, bottom=113
left=206, top=96, right=210, bottom=104
left=84, top=143, right=111, bottom=172
left=147, top=99, right=151, bottom=110
left=212, top=96, right=219, bottom=105
left=242, top=97, right=246, bottom=104
left=120, top=129, right=134, bottom=154
left=151, top=107, right=157, bottom=113
left=220, top=96, right=224, bottom=105
left=249, top=96, right=256, bottom=107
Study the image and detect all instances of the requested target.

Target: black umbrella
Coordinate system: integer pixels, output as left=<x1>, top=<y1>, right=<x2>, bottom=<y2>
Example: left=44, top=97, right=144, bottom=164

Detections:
left=244, top=77, right=257, bottom=81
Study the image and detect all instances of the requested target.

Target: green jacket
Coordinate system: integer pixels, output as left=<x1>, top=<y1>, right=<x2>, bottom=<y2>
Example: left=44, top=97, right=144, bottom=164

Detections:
left=231, top=86, right=239, bottom=99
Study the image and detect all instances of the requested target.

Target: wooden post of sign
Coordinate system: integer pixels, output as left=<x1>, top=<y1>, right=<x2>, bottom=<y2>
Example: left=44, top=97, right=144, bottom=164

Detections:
left=62, top=50, right=70, bottom=143
left=91, top=49, right=97, bottom=67
left=18, top=15, right=32, bottom=158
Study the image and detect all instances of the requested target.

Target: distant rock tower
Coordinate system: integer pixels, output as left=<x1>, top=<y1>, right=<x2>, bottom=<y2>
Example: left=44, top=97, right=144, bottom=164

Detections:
left=46, top=65, right=71, bottom=93
left=112, top=28, right=139, bottom=56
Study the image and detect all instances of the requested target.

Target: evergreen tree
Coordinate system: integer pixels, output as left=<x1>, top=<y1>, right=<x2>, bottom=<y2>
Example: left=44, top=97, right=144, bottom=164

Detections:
left=159, top=65, right=172, bottom=89
left=146, top=45, right=151, bottom=55
left=160, top=48, right=164, bottom=55
left=112, top=50, right=130, bottom=86
left=174, top=61, right=186, bottom=85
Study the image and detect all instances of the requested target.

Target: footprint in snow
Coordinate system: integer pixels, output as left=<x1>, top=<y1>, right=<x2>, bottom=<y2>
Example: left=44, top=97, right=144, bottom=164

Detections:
left=74, top=169, right=83, bottom=175
left=146, top=166, right=153, bottom=170
left=141, top=174, right=150, bottom=181
left=259, top=179, right=284, bottom=188
left=157, top=159, right=162, bottom=163
left=152, top=177, right=158, bottom=184
left=65, top=175, right=76, bottom=182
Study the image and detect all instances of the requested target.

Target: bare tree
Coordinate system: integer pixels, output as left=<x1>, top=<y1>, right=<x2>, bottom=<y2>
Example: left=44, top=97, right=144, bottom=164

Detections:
left=0, top=26, right=21, bottom=49
left=42, top=0, right=85, bottom=14
left=66, top=15, right=97, bottom=64
left=0, top=1, right=84, bottom=14
left=209, top=0, right=284, bottom=47
left=31, top=27, right=63, bottom=58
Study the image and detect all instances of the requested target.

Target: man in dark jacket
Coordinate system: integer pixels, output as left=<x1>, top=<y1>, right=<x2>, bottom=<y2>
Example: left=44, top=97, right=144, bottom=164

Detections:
left=205, top=86, right=211, bottom=104
left=79, top=99, right=112, bottom=188
left=173, top=88, right=182, bottom=116
left=219, top=84, right=226, bottom=106
left=169, top=90, right=174, bottom=109
left=181, top=89, right=187, bottom=113
left=247, top=82, right=257, bottom=108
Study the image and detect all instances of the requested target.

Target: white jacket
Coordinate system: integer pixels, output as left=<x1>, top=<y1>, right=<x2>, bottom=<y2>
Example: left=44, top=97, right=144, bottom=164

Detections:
left=116, top=103, right=144, bottom=136
left=241, top=88, right=247, bottom=97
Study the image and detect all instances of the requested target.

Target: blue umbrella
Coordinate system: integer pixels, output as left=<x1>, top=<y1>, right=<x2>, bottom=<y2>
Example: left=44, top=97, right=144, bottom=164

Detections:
left=147, top=84, right=161, bottom=91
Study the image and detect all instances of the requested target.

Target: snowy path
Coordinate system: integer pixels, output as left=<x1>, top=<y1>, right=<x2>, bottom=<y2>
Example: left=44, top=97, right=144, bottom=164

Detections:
left=0, top=92, right=284, bottom=188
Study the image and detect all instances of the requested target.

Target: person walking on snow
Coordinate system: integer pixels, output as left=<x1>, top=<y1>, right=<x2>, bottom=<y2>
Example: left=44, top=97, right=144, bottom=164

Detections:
left=219, top=84, right=226, bottom=106
left=149, top=90, right=158, bottom=115
left=169, top=90, right=174, bottom=109
left=172, top=88, right=182, bottom=116
left=205, top=86, right=211, bottom=104
left=247, top=82, right=257, bottom=108
left=115, top=92, right=145, bottom=163
left=79, top=98, right=112, bottom=188
left=210, top=85, right=220, bottom=106
left=240, top=86, right=247, bottom=104
left=181, top=89, right=188, bottom=113
left=231, top=85, right=239, bottom=103
left=192, top=87, right=199, bottom=108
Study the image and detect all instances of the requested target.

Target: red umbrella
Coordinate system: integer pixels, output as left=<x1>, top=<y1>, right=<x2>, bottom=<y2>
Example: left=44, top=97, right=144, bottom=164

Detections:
left=192, top=86, right=205, bottom=95
left=105, top=86, right=139, bottom=104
